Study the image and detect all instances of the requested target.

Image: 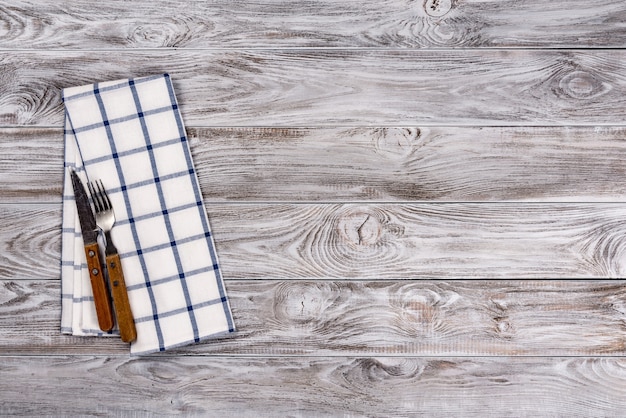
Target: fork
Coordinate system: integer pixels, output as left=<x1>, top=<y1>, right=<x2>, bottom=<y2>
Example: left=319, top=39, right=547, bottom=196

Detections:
left=89, top=180, right=137, bottom=343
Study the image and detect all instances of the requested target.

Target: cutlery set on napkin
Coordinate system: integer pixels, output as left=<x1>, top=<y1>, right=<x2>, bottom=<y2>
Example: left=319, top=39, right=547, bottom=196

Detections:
left=61, top=74, right=235, bottom=354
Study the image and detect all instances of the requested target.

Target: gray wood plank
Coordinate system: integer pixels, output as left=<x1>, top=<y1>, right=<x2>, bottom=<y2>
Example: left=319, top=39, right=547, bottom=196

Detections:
left=161, top=203, right=626, bottom=280
left=0, top=128, right=61, bottom=202
left=4, top=126, right=626, bottom=203
left=4, top=203, right=626, bottom=281
left=3, top=0, right=626, bottom=415
left=0, top=205, right=60, bottom=281
left=2, top=280, right=626, bottom=356
left=193, top=126, right=626, bottom=202
left=1, top=0, right=625, bottom=49
left=2, top=50, right=626, bottom=126
left=2, top=355, right=626, bottom=416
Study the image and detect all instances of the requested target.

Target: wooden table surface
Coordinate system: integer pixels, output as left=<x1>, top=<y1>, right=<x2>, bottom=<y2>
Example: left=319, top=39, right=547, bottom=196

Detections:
left=2, top=1, right=626, bottom=416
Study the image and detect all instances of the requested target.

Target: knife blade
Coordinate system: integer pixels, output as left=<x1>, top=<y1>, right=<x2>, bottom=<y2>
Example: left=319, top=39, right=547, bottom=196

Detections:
left=70, top=169, right=115, bottom=332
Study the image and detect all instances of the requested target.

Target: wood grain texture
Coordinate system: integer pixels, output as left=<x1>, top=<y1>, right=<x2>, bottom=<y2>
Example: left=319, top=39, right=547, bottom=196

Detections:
left=1, top=0, right=625, bottom=49
left=3, top=1, right=626, bottom=414
left=2, top=50, right=626, bottom=126
left=209, top=203, right=626, bottom=280
left=0, top=205, right=60, bottom=281
left=2, top=280, right=626, bottom=356
left=194, top=126, right=626, bottom=202
left=2, top=355, right=626, bottom=416
left=0, top=128, right=61, bottom=201
left=4, top=126, right=626, bottom=203
left=5, top=203, right=626, bottom=281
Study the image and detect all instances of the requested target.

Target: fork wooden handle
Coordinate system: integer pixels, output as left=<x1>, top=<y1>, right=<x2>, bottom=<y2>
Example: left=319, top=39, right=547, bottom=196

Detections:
left=84, top=243, right=114, bottom=332
left=106, top=253, right=137, bottom=343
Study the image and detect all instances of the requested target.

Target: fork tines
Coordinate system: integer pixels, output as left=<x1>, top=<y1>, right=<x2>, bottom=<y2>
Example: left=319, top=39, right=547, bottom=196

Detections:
left=88, top=180, right=112, bottom=213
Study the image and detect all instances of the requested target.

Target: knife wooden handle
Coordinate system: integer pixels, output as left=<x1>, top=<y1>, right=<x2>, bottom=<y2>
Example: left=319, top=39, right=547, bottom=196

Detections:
left=84, top=243, right=114, bottom=332
left=106, top=253, right=137, bottom=343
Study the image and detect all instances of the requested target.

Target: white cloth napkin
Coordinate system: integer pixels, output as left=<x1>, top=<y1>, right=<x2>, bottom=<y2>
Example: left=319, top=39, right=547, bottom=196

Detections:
left=60, top=74, right=235, bottom=354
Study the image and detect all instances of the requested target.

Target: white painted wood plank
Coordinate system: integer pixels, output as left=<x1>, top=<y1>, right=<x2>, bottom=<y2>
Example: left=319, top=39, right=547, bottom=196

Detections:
left=2, top=356, right=626, bottom=416
left=1, top=0, right=625, bottom=48
left=205, top=203, right=626, bottom=280
left=2, top=280, right=625, bottom=356
left=3, top=0, right=626, bottom=414
left=4, top=203, right=626, bottom=281
left=3, top=126, right=626, bottom=203
left=0, top=128, right=61, bottom=202
left=192, top=126, right=626, bottom=202
left=2, top=50, right=625, bottom=126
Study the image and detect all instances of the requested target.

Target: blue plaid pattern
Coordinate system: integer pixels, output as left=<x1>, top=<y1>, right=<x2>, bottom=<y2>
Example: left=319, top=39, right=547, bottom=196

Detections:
left=60, top=74, right=235, bottom=354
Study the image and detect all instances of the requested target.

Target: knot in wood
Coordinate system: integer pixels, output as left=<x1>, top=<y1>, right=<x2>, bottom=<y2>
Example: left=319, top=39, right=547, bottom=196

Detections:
left=129, top=22, right=183, bottom=47
left=423, top=0, right=454, bottom=17
left=340, top=359, right=423, bottom=385
left=373, top=128, right=421, bottom=160
left=390, top=286, right=452, bottom=337
left=273, top=282, right=332, bottom=327
left=558, top=70, right=610, bottom=100
left=337, top=209, right=383, bottom=247
left=493, top=316, right=515, bottom=340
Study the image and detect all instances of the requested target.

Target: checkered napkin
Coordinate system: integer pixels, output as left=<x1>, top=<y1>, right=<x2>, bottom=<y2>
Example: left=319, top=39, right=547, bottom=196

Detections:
left=60, top=74, right=235, bottom=354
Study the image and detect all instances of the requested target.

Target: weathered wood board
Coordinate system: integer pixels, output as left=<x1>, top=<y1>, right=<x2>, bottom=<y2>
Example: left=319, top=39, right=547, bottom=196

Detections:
left=2, top=50, right=626, bottom=126
left=4, top=202, right=626, bottom=281
left=2, top=0, right=626, bottom=415
left=2, top=356, right=626, bottom=416
left=2, top=0, right=625, bottom=48
left=3, top=126, right=626, bottom=203
left=2, top=280, right=626, bottom=356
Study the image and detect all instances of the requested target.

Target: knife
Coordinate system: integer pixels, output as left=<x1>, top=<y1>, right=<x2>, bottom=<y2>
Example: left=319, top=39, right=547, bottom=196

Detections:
left=70, top=169, right=115, bottom=332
